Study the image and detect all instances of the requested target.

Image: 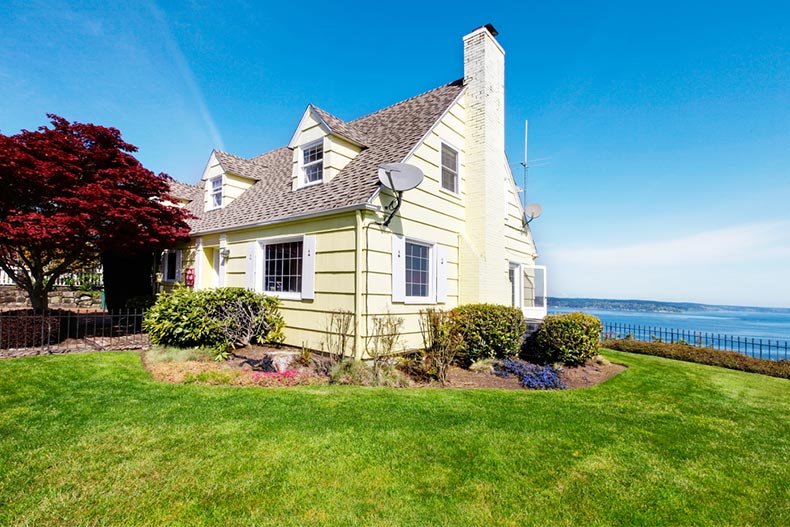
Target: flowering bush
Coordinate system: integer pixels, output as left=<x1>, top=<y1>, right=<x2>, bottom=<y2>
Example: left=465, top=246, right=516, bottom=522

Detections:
left=493, top=358, right=566, bottom=390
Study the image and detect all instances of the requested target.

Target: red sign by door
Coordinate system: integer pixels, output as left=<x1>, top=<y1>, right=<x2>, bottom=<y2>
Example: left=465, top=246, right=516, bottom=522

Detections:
left=184, top=267, right=195, bottom=287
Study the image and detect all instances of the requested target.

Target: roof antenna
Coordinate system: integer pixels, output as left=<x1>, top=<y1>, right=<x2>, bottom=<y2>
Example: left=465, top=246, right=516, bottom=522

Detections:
left=377, top=163, right=425, bottom=226
left=520, top=119, right=543, bottom=226
left=520, top=119, right=528, bottom=208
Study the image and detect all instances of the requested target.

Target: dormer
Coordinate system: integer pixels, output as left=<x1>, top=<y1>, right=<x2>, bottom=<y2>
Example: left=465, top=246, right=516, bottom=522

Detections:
left=288, top=105, right=367, bottom=190
left=200, top=150, right=261, bottom=210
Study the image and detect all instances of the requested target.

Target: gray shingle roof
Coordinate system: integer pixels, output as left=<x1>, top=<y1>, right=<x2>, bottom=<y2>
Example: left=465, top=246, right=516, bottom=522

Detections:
left=187, top=79, right=464, bottom=234
left=309, top=105, right=370, bottom=147
left=168, top=179, right=201, bottom=202
left=214, top=150, right=268, bottom=181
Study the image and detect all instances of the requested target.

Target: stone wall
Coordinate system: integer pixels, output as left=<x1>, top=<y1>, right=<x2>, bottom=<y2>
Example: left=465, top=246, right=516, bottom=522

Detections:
left=0, top=285, right=103, bottom=309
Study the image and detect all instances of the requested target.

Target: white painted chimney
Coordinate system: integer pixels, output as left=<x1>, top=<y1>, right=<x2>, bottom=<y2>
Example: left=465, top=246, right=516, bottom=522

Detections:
left=461, top=24, right=509, bottom=304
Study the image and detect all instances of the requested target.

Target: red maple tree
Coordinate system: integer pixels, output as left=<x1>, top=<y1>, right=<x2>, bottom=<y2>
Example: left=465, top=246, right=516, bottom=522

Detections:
left=0, top=115, right=192, bottom=311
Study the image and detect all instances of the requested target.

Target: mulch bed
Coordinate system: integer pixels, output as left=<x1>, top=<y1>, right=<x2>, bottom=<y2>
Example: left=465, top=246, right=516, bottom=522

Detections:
left=142, top=345, right=626, bottom=390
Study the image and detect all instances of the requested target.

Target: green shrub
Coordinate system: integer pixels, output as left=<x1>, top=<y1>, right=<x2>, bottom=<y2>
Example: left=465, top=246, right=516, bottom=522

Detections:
left=451, top=304, right=526, bottom=367
left=143, top=287, right=285, bottom=359
left=603, top=338, right=790, bottom=380
left=525, top=312, right=602, bottom=366
left=143, top=287, right=217, bottom=349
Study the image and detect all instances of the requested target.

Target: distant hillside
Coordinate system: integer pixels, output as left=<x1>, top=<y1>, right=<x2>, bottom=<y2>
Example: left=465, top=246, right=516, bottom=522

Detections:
left=548, top=297, right=790, bottom=314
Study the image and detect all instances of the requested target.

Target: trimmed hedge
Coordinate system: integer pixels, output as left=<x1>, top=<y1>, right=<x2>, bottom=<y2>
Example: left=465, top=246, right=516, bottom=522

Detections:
left=603, top=338, right=790, bottom=380
left=451, top=304, right=526, bottom=366
left=524, top=312, right=602, bottom=366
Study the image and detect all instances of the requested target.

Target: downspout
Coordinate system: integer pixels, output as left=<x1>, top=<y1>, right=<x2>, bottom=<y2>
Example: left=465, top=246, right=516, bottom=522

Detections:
left=354, top=210, right=364, bottom=359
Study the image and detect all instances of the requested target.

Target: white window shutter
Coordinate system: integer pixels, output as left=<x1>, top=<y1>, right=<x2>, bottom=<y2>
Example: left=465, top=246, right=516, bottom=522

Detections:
left=175, top=250, right=183, bottom=282
left=301, top=235, right=316, bottom=300
left=160, top=251, right=166, bottom=277
left=392, top=234, right=405, bottom=303
left=245, top=242, right=257, bottom=291
left=436, top=244, right=448, bottom=303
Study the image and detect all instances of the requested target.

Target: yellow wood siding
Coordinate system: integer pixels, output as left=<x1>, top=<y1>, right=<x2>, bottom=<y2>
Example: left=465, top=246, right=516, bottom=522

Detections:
left=324, top=135, right=361, bottom=182
left=360, top=97, right=467, bottom=351
left=223, top=173, right=255, bottom=205
left=213, top=212, right=360, bottom=351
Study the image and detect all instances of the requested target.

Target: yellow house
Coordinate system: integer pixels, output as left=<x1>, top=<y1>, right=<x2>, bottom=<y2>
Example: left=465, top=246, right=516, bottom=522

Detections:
left=168, top=25, right=547, bottom=356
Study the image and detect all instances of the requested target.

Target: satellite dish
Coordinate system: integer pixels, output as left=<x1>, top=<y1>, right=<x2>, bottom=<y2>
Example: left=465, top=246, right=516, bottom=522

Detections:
left=524, top=203, right=542, bottom=223
left=378, top=163, right=424, bottom=192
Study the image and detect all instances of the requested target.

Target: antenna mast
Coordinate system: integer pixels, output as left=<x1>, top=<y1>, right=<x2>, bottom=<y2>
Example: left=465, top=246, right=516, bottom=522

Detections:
left=520, top=120, right=528, bottom=207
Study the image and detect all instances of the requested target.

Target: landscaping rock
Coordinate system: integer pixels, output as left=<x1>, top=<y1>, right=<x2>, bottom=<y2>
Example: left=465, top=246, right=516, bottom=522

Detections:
left=269, top=351, right=297, bottom=372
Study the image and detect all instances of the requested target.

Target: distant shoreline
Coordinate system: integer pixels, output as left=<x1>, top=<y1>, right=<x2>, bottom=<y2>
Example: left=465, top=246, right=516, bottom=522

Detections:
left=549, top=297, right=790, bottom=314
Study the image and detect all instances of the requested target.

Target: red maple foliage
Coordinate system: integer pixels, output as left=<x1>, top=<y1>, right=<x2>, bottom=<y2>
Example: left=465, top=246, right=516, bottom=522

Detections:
left=0, top=114, right=192, bottom=310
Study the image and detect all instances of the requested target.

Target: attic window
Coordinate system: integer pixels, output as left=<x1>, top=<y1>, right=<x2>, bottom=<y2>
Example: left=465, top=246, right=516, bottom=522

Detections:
left=209, top=176, right=222, bottom=208
left=302, top=141, right=323, bottom=185
left=440, top=143, right=459, bottom=194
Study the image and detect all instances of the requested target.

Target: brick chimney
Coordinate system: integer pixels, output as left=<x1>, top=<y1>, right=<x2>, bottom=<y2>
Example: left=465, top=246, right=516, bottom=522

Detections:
left=461, top=24, right=508, bottom=304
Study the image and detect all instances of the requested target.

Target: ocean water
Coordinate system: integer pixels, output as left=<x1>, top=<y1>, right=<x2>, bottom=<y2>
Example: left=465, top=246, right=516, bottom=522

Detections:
left=548, top=307, right=790, bottom=343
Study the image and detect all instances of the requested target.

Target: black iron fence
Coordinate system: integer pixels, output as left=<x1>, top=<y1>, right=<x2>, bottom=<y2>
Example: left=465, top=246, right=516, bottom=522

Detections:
left=0, top=308, right=148, bottom=356
left=602, top=322, right=790, bottom=361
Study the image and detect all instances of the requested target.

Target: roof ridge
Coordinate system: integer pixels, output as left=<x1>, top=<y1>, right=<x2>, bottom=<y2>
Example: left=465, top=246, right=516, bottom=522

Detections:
left=171, top=180, right=200, bottom=188
left=215, top=149, right=250, bottom=162
left=309, top=104, right=347, bottom=124
left=224, top=79, right=463, bottom=163
left=349, top=78, right=464, bottom=124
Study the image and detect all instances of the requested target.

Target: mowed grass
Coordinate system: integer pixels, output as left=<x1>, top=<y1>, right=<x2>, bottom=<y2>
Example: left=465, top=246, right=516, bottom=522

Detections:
left=1, top=351, right=788, bottom=526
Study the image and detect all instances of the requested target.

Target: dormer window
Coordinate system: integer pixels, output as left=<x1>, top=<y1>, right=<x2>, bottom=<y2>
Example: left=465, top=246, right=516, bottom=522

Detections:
left=301, top=141, right=324, bottom=185
left=209, top=176, right=222, bottom=209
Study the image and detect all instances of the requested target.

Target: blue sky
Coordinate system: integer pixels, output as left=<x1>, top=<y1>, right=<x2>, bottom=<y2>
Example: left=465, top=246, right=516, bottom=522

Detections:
left=2, top=1, right=789, bottom=307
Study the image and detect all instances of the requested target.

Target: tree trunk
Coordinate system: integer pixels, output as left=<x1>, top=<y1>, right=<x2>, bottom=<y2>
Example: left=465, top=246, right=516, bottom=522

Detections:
left=28, top=282, right=49, bottom=312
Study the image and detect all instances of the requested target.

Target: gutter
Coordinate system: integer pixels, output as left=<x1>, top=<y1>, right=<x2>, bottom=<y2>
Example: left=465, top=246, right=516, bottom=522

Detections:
left=190, top=202, right=381, bottom=236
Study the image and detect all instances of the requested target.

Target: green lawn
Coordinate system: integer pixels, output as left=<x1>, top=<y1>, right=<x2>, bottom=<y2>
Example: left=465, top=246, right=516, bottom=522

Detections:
left=1, top=351, right=788, bottom=526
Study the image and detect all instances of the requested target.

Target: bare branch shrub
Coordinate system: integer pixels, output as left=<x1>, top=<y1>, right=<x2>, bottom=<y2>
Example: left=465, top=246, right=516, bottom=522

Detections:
left=324, top=309, right=355, bottom=363
left=419, top=308, right=465, bottom=385
left=367, top=311, right=404, bottom=378
left=213, top=299, right=272, bottom=350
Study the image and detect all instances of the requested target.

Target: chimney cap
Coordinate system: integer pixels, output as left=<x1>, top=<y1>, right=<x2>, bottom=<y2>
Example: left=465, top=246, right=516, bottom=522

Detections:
left=484, top=23, right=499, bottom=36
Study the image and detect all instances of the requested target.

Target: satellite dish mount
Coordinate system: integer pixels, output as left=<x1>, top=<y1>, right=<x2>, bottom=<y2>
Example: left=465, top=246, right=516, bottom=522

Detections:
left=377, top=163, right=424, bottom=226
left=523, top=203, right=542, bottom=226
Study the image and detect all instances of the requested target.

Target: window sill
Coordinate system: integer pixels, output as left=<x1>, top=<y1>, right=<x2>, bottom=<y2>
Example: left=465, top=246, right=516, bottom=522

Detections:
left=265, top=291, right=303, bottom=301
left=404, top=297, right=436, bottom=305
left=438, top=186, right=462, bottom=200
left=298, top=180, right=323, bottom=189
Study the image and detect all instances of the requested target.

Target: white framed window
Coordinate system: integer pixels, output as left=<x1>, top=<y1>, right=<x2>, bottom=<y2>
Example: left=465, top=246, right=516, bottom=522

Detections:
left=392, top=235, right=448, bottom=304
left=208, top=176, right=222, bottom=209
left=405, top=240, right=432, bottom=300
left=440, top=142, right=459, bottom=194
left=245, top=235, right=315, bottom=300
left=162, top=249, right=182, bottom=282
left=264, top=240, right=303, bottom=295
left=301, top=140, right=324, bottom=186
